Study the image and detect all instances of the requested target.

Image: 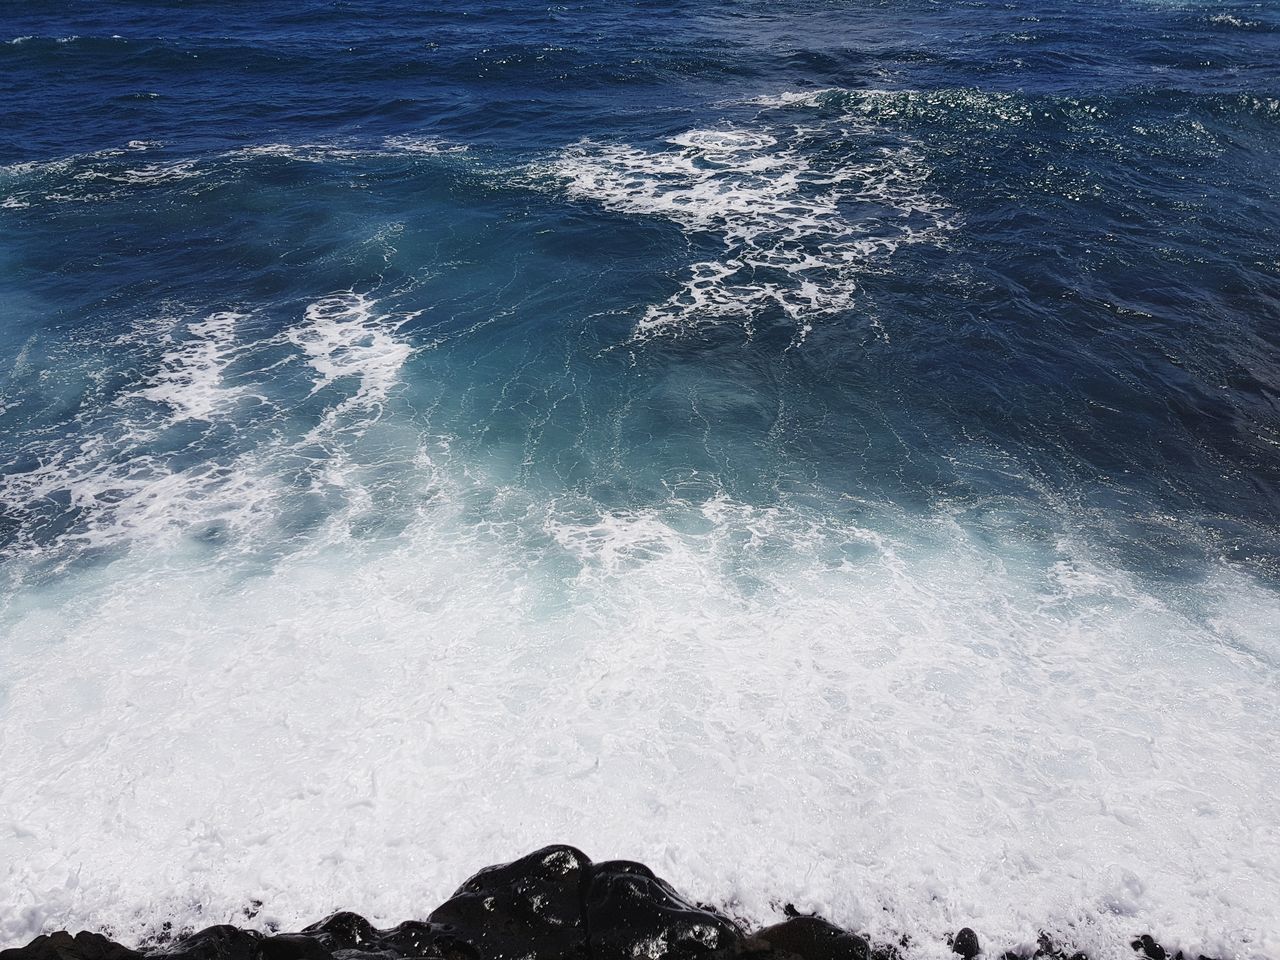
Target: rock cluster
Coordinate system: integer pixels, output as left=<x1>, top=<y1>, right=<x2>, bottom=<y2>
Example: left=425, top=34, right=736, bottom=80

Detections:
left=0, top=846, right=1207, bottom=960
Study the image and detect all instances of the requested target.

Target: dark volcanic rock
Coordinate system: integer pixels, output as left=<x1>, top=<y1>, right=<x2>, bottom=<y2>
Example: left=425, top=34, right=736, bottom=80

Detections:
left=155, top=927, right=262, bottom=960
left=952, top=928, right=980, bottom=960
left=298, top=915, right=377, bottom=954
left=381, top=920, right=478, bottom=960
left=747, top=916, right=870, bottom=960
left=258, top=936, right=330, bottom=960
left=0, top=933, right=140, bottom=960
left=427, top=843, right=591, bottom=960
left=585, top=860, right=743, bottom=960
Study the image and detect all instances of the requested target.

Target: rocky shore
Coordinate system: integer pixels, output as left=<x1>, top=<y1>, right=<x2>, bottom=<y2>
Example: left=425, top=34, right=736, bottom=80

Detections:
left=0, top=847, right=1211, bottom=960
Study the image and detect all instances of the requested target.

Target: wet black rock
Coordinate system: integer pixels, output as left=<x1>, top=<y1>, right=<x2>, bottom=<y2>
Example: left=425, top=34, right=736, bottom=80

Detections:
left=154, top=926, right=262, bottom=960
left=2, top=933, right=139, bottom=960
left=746, top=916, right=870, bottom=960
left=952, top=928, right=980, bottom=960
left=258, top=935, right=331, bottom=960
left=0, top=847, right=1218, bottom=960
left=585, top=860, right=743, bottom=960
left=297, top=914, right=377, bottom=953
left=427, top=844, right=591, bottom=960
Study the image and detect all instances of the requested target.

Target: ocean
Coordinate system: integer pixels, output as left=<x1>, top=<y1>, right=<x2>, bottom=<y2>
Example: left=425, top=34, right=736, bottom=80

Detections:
left=1, top=1, right=1279, bottom=958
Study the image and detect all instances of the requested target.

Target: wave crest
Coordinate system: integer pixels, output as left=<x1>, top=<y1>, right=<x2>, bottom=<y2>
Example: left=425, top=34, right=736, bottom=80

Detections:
left=549, top=111, right=953, bottom=342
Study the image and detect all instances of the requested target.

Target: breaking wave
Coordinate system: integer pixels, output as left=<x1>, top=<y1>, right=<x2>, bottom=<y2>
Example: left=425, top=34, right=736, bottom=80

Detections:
left=0, top=292, right=417, bottom=569
left=550, top=116, right=953, bottom=341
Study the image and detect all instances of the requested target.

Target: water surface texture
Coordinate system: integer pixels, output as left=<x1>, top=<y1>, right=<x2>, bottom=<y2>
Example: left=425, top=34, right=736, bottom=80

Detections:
left=2, top=2, right=1280, bottom=958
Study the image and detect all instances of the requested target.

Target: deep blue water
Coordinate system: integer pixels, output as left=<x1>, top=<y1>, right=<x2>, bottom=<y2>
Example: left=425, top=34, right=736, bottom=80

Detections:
left=3, top=0, right=1280, bottom=580
left=2, top=2, right=1280, bottom=956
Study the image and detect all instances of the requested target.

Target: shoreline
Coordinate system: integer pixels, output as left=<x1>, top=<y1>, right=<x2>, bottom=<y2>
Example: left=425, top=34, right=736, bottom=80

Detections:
left=0, top=846, right=1211, bottom=960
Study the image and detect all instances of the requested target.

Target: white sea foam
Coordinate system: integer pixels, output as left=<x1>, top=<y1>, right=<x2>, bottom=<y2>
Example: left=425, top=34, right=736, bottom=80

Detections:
left=1206, top=12, right=1262, bottom=28
left=549, top=115, right=953, bottom=340
left=0, top=137, right=458, bottom=207
left=287, top=292, right=416, bottom=431
left=739, top=87, right=844, bottom=109
left=381, top=135, right=468, bottom=155
left=229, top=139, right=464, bottom=164
left=0, top=485, right=1277, bottom=960
left=231, top=143, right=371, bottom=163
left=0, top=146, right=183, bottom=207
left=1, top=156, right=88, bottom=180
left=0, top=293, right=414, bottom=561
left=129, top=311, right=247, bottom=422
left=72, top=159, right=203, bottom=186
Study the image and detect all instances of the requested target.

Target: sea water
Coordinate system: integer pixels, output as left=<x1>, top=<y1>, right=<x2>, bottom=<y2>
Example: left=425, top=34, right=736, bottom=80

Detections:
left=1, top=2, right=1279, bottom=958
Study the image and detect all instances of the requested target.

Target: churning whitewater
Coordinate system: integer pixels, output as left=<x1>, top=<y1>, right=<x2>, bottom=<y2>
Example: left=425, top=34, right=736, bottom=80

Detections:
left=2, top=3, right=1279, bottom=960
